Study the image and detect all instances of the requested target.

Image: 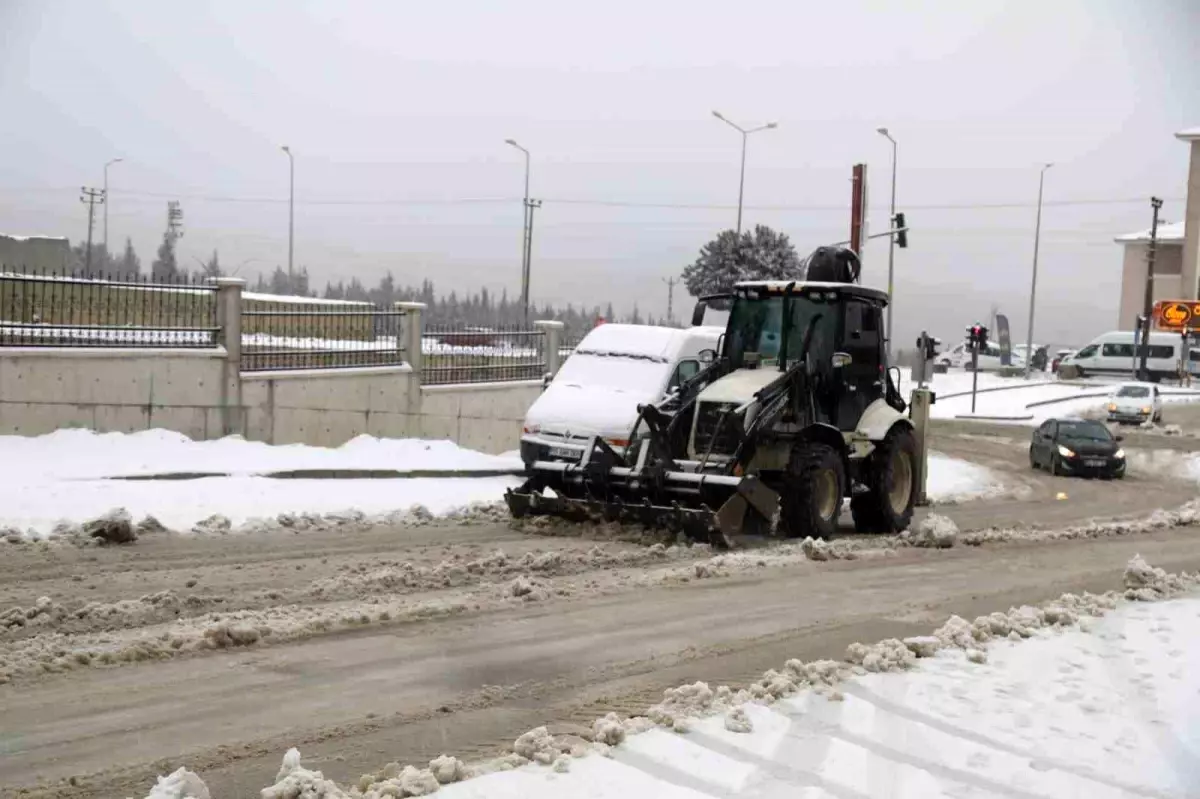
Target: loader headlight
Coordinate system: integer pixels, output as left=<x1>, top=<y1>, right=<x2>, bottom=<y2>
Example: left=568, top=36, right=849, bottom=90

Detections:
left=1057, top=444, right=1075, bottom=458
left=1114, top=449, right=1125, bottom=459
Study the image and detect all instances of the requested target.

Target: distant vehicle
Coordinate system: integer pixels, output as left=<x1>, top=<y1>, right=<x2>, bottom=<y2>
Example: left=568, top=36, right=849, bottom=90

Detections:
left=936, top=340, right=1026, bottom=372
left=1029, top=418, right=1125, bottom=479
left=1058, top=331, right=1200, bottom=382
left=1051, top=348, right=1075, bottom=373
left=519, top=324, right=723, bottom=466
left=1106, top=382, right=1163, bottom=424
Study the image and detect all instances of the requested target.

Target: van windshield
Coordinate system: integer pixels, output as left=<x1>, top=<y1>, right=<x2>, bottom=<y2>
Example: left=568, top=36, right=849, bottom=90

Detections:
left=555, top=353, right=669, bottom=394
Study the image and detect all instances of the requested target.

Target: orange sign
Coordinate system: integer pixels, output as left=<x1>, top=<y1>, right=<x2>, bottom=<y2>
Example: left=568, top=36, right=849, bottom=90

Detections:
left=1153, top=300, right=1200, bottom=330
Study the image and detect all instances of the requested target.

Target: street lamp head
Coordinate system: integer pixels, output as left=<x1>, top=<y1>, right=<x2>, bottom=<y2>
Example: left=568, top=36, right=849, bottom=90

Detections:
left=765, top=122, right=779, bottom=129
left=876, top=127, right=889, bottom=136
left=281, top=145, right=291, bottom=154
left=504, top=138, right=517, bottom=146
left=711, top=110, right=725, bottom=120
left=1043, top=162, right=1054, bottom=170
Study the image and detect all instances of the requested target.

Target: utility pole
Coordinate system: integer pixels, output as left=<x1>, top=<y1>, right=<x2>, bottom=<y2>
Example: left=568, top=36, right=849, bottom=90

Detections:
left=1138, top=196, right=1164, bottom=380
left=1023, top=163, right=1054, bottom=378
left=80, top=187, right=105, bottom=273
left=167, top=200, right=185, bottom=242
left=662, top=276, right=677, bottom=325
left=711, top=111, right=777, bottom=234
left=505, top=139, right=532, bottom=310
left=281, top=146, right=294, bottom=283
left=877, top=128, right=898, bottom=358
left=522, top=198, right=543, bottom=323
left=103, top=158, right=122, bottom=255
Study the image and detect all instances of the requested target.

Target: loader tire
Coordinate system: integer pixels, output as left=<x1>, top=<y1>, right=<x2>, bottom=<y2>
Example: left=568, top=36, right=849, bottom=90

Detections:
left=851, top=427, right=916, bottom=534
left=780, top=442, right=844, bottom=540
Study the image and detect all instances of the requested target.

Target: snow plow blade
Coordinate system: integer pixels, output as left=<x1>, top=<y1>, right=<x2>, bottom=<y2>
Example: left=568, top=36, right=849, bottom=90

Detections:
left=505, top=447, right=780, bottom=548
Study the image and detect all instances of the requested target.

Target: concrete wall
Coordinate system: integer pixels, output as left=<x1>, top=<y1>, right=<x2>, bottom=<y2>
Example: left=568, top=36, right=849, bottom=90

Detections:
left=0, top=351, right=535, bottom=454
left=419, top=381, right=542, bottom=453
left=242, top=366, right=416, bottom=447
left=1117, top=243, right=1184, bottom=329
left=0, top=348, right=226, bottom=438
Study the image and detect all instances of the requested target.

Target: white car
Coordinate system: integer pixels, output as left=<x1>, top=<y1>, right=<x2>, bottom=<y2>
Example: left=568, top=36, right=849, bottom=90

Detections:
left=1106, top=382, right=1163, bottom=425
left=936, top=340, right=1026, bottom=372
left=520, top=324, right=722, bottom=465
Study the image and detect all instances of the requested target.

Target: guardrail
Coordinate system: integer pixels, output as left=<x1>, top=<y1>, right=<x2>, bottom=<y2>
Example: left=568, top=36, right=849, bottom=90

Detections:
left=241, top=304, right=407, bottom=371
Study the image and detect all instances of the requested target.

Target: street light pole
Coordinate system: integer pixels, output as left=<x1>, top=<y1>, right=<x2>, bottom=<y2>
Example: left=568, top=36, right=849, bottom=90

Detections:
left=712, top=111, right=777, bottom=234
left=281, top=146, right=294, bottom=283
left=1023, top=162, right=1054, bottom=378
left=876, top=128, right=897, bottom=359
left=505, top=139, right=532, bottom=314
left=103, top=157, right=123, bottom=256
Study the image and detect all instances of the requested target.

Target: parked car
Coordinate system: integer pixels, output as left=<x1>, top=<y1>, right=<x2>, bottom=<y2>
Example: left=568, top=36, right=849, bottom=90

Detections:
left=1050, top=348, right=1075, bottom=374
left=1057, top=331, right=1200, bottom=382
left=1106, top=381, right=1163, bottom=424
left=1028, top=418, right=1125, bottom=479
left=936, top=340, right=1026, bottom=372
left=520, top=324, right=722, bottom=466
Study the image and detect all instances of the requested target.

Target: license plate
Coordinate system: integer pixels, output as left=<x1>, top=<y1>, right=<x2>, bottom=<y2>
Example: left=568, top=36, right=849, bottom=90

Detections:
left=548, top=446, right=579, bottom=460
left=1084, top=459, right=1106, bottom=468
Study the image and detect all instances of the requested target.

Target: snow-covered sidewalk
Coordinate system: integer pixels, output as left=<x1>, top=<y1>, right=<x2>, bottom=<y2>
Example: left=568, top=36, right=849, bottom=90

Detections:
left=0, top=430, right=1006, bottom=538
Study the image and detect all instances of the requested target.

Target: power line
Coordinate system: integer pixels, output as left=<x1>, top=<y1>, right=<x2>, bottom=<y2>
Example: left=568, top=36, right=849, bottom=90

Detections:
left=80, top=188, right=1188, bottom=212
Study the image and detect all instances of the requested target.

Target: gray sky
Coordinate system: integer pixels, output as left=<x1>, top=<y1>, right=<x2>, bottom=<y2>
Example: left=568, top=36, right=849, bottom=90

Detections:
left=2, top=0, right=1198, bottom=349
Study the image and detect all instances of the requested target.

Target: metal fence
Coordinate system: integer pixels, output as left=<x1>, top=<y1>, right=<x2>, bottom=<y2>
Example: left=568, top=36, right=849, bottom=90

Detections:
left=421, top=323, right=547, bottom=385
left=241, top=302, right=407, bottom=371
left=0, top=269, right=219, bottom=348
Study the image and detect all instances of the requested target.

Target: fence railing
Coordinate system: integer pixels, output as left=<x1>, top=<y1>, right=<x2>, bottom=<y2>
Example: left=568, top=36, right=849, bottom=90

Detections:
left=241, top=302, right=407, bottom=371
left=0, top=269, right=219, bottom=348
left=421, top=324, right=547, bottom=385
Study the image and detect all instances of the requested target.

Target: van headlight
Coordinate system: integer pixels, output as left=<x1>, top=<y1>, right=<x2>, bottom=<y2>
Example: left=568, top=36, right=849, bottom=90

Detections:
left=1057, top=444, right=1075, bottom=458
left=1106, top=403, right=1117, bottom=412
left=1114, top=448, right=1125, bottom=459
left=1141, top=406, right=1152, bottom=414
left=523, top=423, right=541, bottom=434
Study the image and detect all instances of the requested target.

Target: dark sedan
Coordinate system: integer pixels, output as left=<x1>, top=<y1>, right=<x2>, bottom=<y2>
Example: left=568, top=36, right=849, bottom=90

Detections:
left=1029, top=418, right=1126, bottom=479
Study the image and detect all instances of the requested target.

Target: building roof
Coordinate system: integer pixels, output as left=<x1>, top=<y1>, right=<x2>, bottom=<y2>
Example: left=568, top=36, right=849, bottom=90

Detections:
left=735, top=280, right=890, bottom=303
left=1176, top=126, right=1200, bottom=142
left=1113, top=220, right=1185, bottom=244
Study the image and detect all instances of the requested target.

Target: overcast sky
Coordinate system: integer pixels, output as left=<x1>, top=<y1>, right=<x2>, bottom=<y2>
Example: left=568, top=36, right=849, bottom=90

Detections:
left=2, top=0, right=1197, bottom=348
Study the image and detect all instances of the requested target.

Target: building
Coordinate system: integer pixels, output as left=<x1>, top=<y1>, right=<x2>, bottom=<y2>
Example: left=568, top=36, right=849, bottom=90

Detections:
left=0, top=234, right=71, bottom=272
left=1114, top=126, right=1200, bottom=329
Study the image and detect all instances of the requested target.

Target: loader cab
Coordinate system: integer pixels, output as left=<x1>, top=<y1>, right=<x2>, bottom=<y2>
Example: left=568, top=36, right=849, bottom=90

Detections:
left=725, top=281, right=890, bottom=430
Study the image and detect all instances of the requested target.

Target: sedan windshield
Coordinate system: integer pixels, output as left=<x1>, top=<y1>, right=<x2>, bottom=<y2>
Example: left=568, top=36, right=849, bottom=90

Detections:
left=1057, top=420, right=1112, bottom=440
left=1115, top=385, right=1150, bottom=398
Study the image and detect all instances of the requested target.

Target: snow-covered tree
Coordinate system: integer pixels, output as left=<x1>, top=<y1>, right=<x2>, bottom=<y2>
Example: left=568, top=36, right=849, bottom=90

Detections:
left=682, top=225, right=802, bottom=297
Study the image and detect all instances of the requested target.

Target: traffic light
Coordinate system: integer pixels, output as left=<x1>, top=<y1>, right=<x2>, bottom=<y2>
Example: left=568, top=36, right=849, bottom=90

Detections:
left=965, top=323, right=989, bottom=350
left=917, top=332, right=940, bottom=361
left=894, top=212, right=908, bottom=249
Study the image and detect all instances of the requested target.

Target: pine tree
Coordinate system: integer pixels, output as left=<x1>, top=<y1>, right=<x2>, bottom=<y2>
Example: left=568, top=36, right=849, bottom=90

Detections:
left=119, top=237, right=141, bottom=277
left=201, top=250, right=222, bottom=278
left=150, top=231, right=180, bottom=280
left=682, top=225, right=802, bottom=297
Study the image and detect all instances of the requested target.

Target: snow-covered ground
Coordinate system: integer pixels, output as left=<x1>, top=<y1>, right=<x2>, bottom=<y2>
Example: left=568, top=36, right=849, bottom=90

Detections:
left=141, top=558, right=1200, bottom=798
left=0, top=430, right=1002, bottom=537
left=907, top=368, right=1200, bottom=425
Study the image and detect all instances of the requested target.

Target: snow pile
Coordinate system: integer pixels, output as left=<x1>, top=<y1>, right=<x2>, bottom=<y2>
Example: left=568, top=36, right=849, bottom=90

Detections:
left=960, top=499, right=1200, bottom=546
left=924, top=452, right=1008, bottom=502
left=901, top=513, right=958, bottom=548
left=1123, top=552, right=1200, bottom=600
left=139, top=767, right=211, bottom=799
left=260, top=748, right=348, bottom=799
left=845, top=638, right=917, bottom=672
left=82, top=507, right=137, bottom=544
left=2, top=591, right=190, bottom=636
left=723, top=706, right=753, bottom=734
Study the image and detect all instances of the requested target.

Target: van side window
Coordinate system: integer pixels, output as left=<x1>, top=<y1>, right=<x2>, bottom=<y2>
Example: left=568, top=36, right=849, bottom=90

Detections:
left=1075, top=344, right=1098, bottom=359
left=1142, top=344, right=1174, bottom=359
left=1102, top=342, right=1133, bottom=358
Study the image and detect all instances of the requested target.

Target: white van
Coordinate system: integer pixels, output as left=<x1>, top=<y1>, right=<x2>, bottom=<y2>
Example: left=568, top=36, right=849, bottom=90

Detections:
left=1059, top=331, right=1200, bottom=382
left=936, top=340, right=1026, bottom=372
left=520, top=324, right=723, bottom=465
